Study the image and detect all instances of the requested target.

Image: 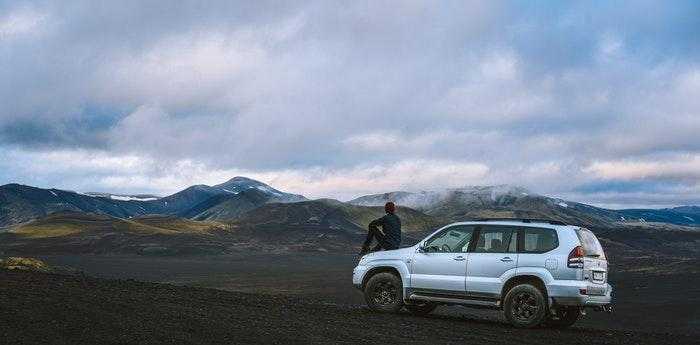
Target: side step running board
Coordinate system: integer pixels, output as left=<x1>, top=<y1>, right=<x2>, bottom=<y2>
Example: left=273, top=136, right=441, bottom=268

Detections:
left=408, top=294, right=500, bottom=309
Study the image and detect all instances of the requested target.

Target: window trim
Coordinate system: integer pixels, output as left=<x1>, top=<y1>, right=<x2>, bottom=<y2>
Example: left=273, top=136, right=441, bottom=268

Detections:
left=516, top=226, right=560, bottom=254
left=471, top=225, right=517, bottom=254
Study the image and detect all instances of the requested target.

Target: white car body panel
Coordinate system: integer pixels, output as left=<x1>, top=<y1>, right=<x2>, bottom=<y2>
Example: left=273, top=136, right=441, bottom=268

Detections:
left=353, top=220, right=613, bottom=309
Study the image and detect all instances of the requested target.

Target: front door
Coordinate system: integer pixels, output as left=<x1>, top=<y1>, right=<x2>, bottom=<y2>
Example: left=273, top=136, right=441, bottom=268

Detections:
left=465, top=225, right=518, bottom=299
left=410, top=225, right=475, bottom=295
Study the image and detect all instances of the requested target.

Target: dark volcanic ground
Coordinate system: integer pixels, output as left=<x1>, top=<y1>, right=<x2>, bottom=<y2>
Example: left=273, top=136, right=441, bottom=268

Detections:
left=6, top=253, right=694, bottom=341
left=1, top=269, right=698, bottom=345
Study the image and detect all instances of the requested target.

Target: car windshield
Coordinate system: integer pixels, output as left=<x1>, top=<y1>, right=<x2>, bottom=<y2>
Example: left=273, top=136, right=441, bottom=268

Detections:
left=424, top=225, right=474, bottom=253
left=575, top=228, right=605, bottom=258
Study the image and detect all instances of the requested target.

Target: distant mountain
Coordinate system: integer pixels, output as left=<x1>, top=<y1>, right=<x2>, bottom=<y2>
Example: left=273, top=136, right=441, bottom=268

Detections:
left=234, top=198, right=443, bottom=234
left=0, top=211, right=229, bottom=255
left=214, top=176, right=306, bottom=203
left=2, top=193, right=698, bottom=256
left=152, top=177, right=306, bottom=216
left=225, top=199, right=446, bottom=252
left=0, top=184, right=159, bottom=228
left=179, top=188, right=277, bottom=221
left=0, top=199, right=446, bottom=254
left=3, top=178, right=698, bottom=236
left=617, top=206, right=700, bottom=227
left=0, top=177, right=307, bottom=228
left=349, top=185, right=623, bottom=227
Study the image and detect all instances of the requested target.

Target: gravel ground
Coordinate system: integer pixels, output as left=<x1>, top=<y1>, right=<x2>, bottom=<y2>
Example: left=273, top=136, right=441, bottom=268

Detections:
left=1, top=270, right=697, bottom=345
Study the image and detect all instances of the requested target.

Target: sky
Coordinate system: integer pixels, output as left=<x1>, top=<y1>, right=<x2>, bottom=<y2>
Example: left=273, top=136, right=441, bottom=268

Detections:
left=1, top=1, right=699, bottom=208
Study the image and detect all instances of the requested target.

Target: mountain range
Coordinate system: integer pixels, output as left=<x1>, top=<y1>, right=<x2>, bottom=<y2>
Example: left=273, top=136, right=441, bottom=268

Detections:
left=1, top=177, right=698, bottom=255
left=349, top=185, right=700, bottom=227
left=0, top=176, right=305, bottom=229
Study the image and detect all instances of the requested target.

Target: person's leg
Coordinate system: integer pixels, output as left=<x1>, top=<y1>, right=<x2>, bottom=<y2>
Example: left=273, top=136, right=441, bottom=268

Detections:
left=371, top=239, right=398, bottom=252
left=362, top=225, right=380, bottom=248
left=361, top=225, right=386, bottom=254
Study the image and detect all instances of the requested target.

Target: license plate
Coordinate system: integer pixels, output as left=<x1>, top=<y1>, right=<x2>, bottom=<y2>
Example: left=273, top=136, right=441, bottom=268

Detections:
left=593, top=271, right=604, bottom=280
left=587, top=286, right=605, bottom=295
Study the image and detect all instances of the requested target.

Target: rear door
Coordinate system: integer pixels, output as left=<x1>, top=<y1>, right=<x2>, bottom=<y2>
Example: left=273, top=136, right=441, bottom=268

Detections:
left=464, top=225, right=518, bottom=299
left=515, top=226, right=560, bottom=278
left=410, top=225, right=475, bottom=294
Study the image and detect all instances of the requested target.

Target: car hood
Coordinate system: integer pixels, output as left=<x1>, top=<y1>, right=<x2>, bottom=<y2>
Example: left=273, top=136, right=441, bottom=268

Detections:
left=362, top=246, right=415, bottom=261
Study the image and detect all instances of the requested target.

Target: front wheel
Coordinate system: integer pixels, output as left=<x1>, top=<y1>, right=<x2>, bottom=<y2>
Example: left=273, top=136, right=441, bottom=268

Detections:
left=545, top=306, right=581, bottom=328
left=364, top=272, right=403, bottom=313
left=503, top=284, right=548, bottom=328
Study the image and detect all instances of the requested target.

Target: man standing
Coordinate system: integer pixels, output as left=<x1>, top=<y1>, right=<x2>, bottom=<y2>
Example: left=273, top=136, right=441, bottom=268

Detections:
left=360, top=202, right=401, bottom=254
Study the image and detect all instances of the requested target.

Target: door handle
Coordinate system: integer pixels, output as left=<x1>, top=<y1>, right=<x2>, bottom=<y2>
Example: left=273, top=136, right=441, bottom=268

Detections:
left=500, top=257, right=513, bottom=262
left=453, top=256, right=466, bottom=261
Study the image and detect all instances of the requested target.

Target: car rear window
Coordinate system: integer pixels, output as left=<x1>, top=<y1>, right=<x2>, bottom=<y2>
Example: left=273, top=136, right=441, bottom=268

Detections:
left=521, top=227, right=558, bottom=253
left=575, top=228, right=606, bottom=258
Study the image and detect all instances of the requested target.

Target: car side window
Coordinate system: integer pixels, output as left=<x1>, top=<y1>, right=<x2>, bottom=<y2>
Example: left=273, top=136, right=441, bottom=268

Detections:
left=521, top=227, right=559, bottom=253
left=423, top=225, right=475, bottom=253
left=473, top=226, right=515, bottom=253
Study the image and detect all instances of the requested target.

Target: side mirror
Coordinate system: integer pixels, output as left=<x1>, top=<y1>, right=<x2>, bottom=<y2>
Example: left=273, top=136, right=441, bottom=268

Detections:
left=417, top=242, right=427, bottom=253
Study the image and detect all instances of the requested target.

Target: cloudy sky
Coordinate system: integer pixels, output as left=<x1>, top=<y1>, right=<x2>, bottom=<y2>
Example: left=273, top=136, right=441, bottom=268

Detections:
left=1, top=1, right=699, bottom=208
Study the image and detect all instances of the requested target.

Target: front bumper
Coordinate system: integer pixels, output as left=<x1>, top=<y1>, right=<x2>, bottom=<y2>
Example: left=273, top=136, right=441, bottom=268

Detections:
left=352, top=265, right=368, bottom=289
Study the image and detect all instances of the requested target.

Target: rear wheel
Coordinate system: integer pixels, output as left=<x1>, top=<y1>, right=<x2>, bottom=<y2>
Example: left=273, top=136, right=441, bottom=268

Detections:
left=546, top=306, right=581, bottom=328
left=364, top=272, right=403, bottom=313
left=405, top=302, right=437, bottom=316
left=503, top=284, right=548, bottom=328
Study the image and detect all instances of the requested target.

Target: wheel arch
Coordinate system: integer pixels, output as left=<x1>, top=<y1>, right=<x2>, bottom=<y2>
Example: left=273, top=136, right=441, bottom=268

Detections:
left=501, top=274, right=549, bottom=301
left=361, top=262, right=408, bottom=290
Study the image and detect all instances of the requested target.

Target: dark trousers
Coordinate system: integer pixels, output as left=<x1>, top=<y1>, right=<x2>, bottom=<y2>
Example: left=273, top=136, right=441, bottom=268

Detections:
left=362, top=225, right=394, bottom=252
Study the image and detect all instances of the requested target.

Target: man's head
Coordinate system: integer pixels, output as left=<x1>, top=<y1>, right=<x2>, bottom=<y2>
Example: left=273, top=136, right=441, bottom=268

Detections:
left=384, top=202, right=396, bottom=214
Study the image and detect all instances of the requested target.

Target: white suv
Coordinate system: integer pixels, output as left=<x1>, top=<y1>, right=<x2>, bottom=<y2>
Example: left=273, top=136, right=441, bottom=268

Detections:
left=352, top=218, right=612, bottom=328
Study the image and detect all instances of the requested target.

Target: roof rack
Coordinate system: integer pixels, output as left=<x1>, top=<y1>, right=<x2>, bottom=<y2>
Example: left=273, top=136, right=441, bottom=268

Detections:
left=470, top=218, right=567, bottom=226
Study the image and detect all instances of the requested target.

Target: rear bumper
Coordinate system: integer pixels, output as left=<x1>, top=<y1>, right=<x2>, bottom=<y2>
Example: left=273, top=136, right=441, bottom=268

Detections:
left=548, top=281, right=612, bottom=307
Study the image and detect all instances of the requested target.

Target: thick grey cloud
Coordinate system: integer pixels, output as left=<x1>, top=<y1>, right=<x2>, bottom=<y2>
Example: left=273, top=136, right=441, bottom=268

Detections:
left=1, top=1, right=699, bottom=207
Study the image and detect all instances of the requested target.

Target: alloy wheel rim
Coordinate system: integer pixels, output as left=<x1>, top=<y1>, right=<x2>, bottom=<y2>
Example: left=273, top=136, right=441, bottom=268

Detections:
left=511, top=291, right=540, bottom=322
left=373, top=281, right=398, bottom=305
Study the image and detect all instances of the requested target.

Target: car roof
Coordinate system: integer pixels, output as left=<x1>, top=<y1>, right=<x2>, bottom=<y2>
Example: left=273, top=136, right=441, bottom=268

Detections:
left=447, top=219, right=579, bottom=230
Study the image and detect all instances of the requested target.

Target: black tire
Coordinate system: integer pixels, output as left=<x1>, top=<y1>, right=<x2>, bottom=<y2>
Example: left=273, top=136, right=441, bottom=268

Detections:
left=503, top=283, right=548, bottom=328
left=364, top=272, right=403, bottom=313
left=546, top=306, right=581, bottom=328
left=405, top=302, right=437, bottom=316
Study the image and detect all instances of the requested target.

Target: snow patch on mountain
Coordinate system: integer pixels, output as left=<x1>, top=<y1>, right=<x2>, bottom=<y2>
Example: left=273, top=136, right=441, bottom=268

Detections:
left=211, top=176, right=306, bottom=203
left=109, top=195, right=159, bottom=202
left=83, top=192, right=161, bottom=202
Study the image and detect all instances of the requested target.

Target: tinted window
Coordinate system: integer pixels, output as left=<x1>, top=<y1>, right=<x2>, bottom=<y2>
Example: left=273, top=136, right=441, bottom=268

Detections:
left=424, top=225, right=475, bottom=253
left=521, top=227, right=558, bottom=253
left=474, top=226, right=515, bottom=253
left=575, top=228, right=606, bottom=258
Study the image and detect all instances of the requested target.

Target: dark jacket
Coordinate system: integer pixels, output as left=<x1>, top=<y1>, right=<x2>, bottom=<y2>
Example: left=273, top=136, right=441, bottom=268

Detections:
left=369, top=213, right=401, bottom=249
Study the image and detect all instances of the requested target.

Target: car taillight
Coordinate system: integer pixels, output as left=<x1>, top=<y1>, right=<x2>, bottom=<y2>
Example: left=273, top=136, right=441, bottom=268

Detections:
left=568, top=245, right=584, bottom=268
